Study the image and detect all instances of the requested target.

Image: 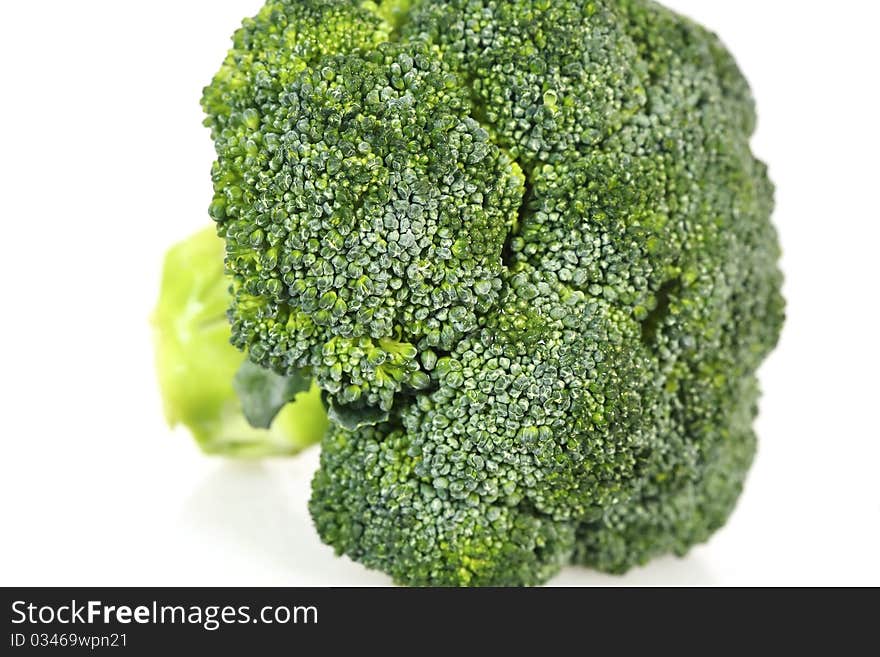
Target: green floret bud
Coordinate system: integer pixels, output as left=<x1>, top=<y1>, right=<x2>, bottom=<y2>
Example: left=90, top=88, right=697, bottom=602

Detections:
left=403, top=0, right=648, bottom=167
left=513, top=151, right=675, bottom=313
left=310, top=267, right=662, bottom=583
left=211, top=38, right=524, bottom=412
left=153, top=227, right=328, bottom=457
left=202, top=0, right=394, bottom=138
left=310, top=422, right=576, bottom=586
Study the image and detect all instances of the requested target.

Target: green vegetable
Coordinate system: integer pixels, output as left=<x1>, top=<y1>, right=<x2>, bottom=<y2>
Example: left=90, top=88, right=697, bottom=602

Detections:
left=153, top=227, right=327, bottom=457
left=181, top=0, right=785, bottom=585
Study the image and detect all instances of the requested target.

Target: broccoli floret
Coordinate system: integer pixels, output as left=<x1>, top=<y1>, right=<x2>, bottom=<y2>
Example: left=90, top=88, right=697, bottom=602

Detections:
left=310, top=275, right=662, bottom=584
left=402, top=0, right=648, bottom=166
left=207, top=37, right=524, bottom=414
left=200, top=0, right=784, bottom=585
left=311, top=421, right=576, bottom=586
left=153, top=227, right=327, bottom=457
left=202, top=0, right=394, bottom=138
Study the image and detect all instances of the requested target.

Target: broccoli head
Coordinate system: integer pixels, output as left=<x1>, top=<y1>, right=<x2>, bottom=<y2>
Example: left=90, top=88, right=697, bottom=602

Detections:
left=201, top=0, right=784, bottom=584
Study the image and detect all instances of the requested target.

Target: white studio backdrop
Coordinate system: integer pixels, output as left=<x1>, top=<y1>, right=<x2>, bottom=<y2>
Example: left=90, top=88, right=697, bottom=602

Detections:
left=0, top=1, right=877, bottom=586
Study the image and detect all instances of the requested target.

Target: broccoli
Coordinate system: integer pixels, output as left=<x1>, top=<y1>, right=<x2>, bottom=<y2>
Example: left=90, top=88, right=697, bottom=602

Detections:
left=183, top=0, right=784, bottom=585
left=153, top=227, right=328, bottom=457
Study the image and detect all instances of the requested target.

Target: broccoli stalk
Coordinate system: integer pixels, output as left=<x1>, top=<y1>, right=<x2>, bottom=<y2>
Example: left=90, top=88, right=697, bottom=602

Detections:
left=153, top=227, right=327, bottom=457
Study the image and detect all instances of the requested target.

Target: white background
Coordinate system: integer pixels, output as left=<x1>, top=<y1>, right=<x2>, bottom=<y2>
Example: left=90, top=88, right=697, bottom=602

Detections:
left=1, top=0, right=878, bottom=586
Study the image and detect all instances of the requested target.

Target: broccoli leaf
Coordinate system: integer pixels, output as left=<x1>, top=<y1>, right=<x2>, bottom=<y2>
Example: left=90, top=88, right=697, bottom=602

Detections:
left=326, top=401, right=390, bottom=432
left=234, top=361, right=311, bottom=429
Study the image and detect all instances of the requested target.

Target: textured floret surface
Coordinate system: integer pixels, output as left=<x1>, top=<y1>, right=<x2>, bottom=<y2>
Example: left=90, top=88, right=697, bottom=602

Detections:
left=203, top=0, right=784, bottom=585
